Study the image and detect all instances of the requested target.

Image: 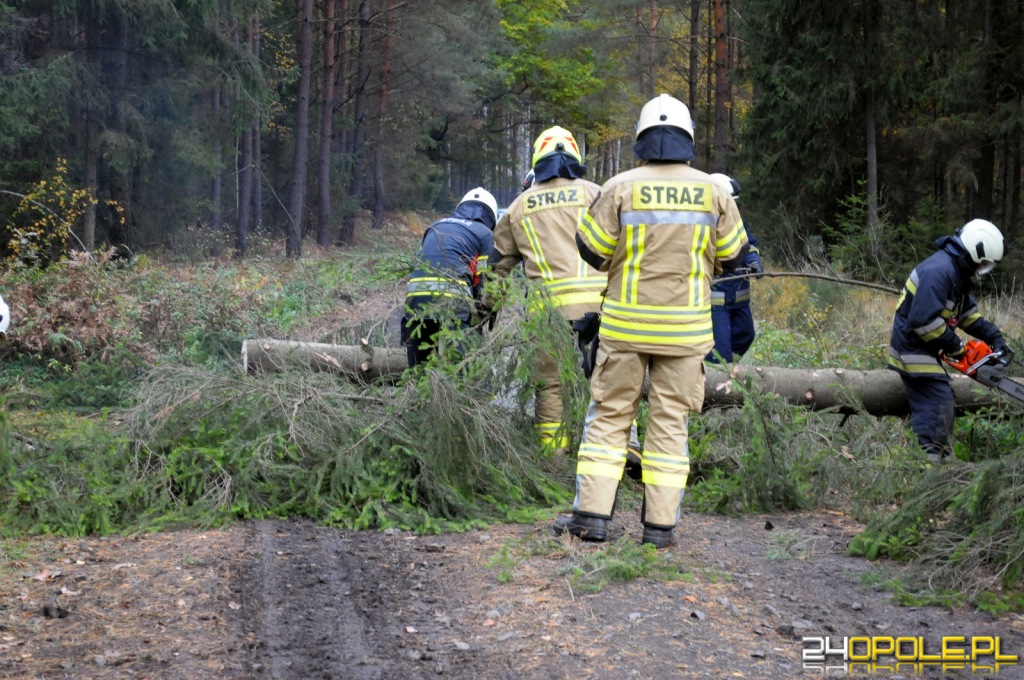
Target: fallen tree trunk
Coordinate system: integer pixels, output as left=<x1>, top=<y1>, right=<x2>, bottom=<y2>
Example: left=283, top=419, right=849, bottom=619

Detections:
left=702, top=364, right=1014, bottom=416
left=242, top=339, right=1020, bottom=416
left=242, top=338, right=408, bottom=384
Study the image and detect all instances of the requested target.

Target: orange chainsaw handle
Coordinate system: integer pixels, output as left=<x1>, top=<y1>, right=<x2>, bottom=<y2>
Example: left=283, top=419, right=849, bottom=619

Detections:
left=942, top=338, right=997, bottom=376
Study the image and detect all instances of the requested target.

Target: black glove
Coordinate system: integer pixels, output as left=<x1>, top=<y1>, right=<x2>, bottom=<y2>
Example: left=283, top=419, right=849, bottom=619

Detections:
left=992, top=336, right=1014, bottom=362
left=946, top=344, right=966, bottom=361
left=747, top=258, right=764, bottom=279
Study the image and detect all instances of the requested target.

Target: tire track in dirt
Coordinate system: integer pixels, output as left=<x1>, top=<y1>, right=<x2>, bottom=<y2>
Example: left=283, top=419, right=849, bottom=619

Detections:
left=243, top=520, right=382, bottom=679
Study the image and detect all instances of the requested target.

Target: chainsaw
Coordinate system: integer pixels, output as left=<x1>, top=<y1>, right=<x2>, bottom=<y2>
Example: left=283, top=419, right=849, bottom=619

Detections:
left=942, top=339, right=1024, bottom=404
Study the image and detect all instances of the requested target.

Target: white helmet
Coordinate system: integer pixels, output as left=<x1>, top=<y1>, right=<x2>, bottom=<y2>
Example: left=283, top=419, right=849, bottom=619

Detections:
left=458, top=187, right=498, bottom=223
left=709, top=173, right=741, bottom=199
left=0, top=293, right=9, bottom=335
left=636, top=93, right=695, bottom=141
left=957, top=219, right=1003, bottom=275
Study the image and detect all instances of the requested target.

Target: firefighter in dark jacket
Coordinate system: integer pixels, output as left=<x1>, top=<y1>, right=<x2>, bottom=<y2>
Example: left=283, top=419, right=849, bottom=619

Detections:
left=706, top=173, right=763, bottom=364
left=888, top=219, right=1012, bottom=463
left=401, top=188, right=497, bottom=368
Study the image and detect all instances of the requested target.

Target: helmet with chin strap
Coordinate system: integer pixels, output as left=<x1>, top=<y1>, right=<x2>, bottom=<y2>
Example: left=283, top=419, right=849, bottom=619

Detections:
left=957, top=219, right=1003, bottom=275
left=635, top=94, right=695, bottom=141
left=457, top=187, right=498, bottom=224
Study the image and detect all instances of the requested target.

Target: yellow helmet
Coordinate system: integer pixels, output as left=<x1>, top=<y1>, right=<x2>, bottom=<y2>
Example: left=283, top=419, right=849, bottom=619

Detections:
left=532, top=126, right=581, bottom=167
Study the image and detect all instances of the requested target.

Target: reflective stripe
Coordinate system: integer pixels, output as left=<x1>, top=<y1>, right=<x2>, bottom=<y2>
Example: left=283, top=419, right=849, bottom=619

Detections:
left=544, top=277, right=606, bottom=293
left=550, top=291, right=603, bottom=308
left=578, top=442, right=627, bottom=462
left=619, top=210, right=717, bottom=226
left=601, top=317, right=713, bottom=345
left=521, top=216, right=554, bottom=280
left=689, top=224, right=709, bottom=306
left=536, top=422, right=561, bottom=436
left=603, top=299, right=708, bottom=321
left=960, top=305, right=981, bottom=328
left=580, top=212, right=618, bottom=256
left=715, top=219, right=746, bottom=261
left=577, top=460, right=625, bottom=479
left=915, top=317, right=947, bottom=342
left=641, top=450, right=690, bottom=488
left=577, top=442, right=627, bottom=478
left=642, top=469, right=689, bottom=488
left=621, top=224, right=645, bottom=304
left=887, top=347, right=946, bottom=375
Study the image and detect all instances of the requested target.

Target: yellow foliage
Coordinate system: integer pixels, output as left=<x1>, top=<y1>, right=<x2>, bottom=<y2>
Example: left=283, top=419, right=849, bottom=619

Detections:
left=2, top=159, right=126, bottom=268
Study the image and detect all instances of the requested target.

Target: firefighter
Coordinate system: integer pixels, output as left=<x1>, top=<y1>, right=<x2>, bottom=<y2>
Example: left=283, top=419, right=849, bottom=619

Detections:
left=490, top=126, right=605, bottom=456
left=706, top=173, right=764, bottom=364
left=888, top=219, right=1013, bottom=463
left=401, top=187, right=497, bottom=368
left=555, top=94, right=749, bottom=547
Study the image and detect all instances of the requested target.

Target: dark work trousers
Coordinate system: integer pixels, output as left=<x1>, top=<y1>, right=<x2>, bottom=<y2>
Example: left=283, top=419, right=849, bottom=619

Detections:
left=400, top=315, right=475, bottom=368
left=706, top=303, right=756, bottom=364
left=900, top=374, right=956, bottom=458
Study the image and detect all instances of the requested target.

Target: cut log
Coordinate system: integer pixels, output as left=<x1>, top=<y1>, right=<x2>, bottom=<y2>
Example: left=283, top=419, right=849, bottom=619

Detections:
left=242, top=338, right=408, bottom=384
left=241, top=339, right=1021, bottom=416
left=702, top=364, right=1015, bottom=416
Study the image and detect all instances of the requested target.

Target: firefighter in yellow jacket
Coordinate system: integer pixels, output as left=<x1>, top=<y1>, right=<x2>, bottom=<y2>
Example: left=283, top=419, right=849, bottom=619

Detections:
left=555, top=94, right=749, bottom=548
left=491, top=126, right=604, bottom=454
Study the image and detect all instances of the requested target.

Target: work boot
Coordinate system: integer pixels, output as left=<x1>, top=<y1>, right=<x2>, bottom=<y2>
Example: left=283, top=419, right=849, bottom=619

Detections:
left=625, top=445, right=643, bottom=481
left=641, top=525, right=675, bottom=549
left=553, top=514, right=608, bottom=542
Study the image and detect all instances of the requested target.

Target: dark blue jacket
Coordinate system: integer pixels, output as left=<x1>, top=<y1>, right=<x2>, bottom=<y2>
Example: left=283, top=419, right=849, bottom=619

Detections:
left=405, top=202, right=495, bottom=316
left=711, top=224, right=762, bottom=307
left=888, top=236, right=1001, bottom=377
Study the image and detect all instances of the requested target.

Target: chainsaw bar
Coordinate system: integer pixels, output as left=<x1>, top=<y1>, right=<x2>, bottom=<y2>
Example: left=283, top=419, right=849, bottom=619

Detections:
left=974, top=364, right=1024, bottom=405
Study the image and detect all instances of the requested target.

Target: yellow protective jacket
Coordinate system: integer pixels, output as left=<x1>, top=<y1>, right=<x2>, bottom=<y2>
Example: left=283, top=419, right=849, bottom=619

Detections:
left=492, top=177, right=605, bottom=322
left=576, top=163, right=749, bottom=356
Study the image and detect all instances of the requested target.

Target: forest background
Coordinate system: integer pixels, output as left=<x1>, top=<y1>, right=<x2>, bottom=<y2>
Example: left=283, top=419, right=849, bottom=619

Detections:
left=3, top=0, right=1024, bottom=281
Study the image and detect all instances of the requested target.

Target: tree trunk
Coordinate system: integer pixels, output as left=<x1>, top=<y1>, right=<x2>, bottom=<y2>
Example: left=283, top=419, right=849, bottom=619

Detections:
left=243, top=338, right=409, bottom=384
left=211, top=85, right=223, bottom=231
left=83, top=108, right=99, bottom=252
left=712, top=0, right=729, bottom=172
left=236, top=127, right=254, bottom=256
left=252, top=15, right=263, bottom=235
left=317, top=0, right=337, bottom=248
left=372, top=1, right=395, bottom=230
left=865, top=90, right=880, bottom=259
left=241, top=340, right=1021, bottom=416
left=340, top=0, right=372, bottom=245
left=688, top=0, right=700, bottom=115
left=287, top=0, right=314, bottom=258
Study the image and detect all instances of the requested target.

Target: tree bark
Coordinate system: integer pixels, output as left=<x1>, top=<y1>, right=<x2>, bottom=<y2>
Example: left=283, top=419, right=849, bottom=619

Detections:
left=317, top=0, right=337, bottom=247
left=287, top=0, right=314, bottom=258
left=688, top=0, right=699, bottom=115
left=712, top=0, right=729, bottom=172
left=243, top=338, right=408, bottom=384
left=372, top=1, right=395, bottom=230
left=236, top=126, right=254, bottom=256
left=340, top=0, right=372, bottom=245
left=241, top=340, right=1021, bottom=415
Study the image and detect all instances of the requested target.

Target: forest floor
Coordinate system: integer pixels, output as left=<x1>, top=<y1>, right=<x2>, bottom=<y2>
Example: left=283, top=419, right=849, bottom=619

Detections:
left=3, top=508, right=1024, bottom=679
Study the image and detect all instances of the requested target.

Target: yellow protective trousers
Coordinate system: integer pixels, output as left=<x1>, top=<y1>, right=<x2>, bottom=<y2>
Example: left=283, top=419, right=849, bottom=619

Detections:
left=573, top=345, right=704, bottom=528
left=534, top=346, right=568, bottom=453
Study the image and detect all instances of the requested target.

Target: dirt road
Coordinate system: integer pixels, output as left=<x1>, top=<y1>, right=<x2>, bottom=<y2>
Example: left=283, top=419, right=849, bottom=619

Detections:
left=3, top=509, right=1022, bottom=679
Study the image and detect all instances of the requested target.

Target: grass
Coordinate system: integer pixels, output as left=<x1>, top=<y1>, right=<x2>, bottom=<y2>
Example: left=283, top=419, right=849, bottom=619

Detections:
left=2, top=237, right=1024, bottom=608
